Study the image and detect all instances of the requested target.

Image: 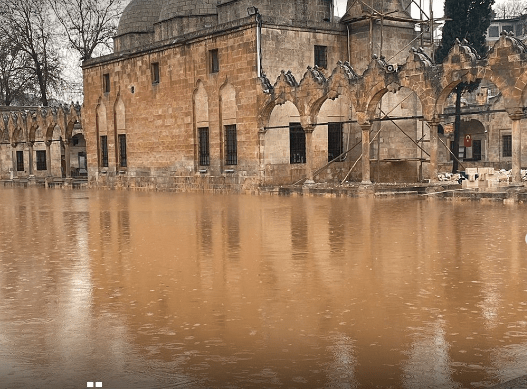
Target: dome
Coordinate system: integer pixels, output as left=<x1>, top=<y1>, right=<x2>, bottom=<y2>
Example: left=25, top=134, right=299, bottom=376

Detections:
left=116, top=0, right=165, bottom=36
left=159, top=0, right=217, bottom=22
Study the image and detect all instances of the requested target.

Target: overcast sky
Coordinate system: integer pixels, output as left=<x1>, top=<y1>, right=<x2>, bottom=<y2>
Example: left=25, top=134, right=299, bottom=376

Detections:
left=334, top=0, right=445, bottom=18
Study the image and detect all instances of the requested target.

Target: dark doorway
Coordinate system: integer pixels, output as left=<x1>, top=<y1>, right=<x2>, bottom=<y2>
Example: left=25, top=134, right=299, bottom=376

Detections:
left=472, top=140, right=482, bottom=161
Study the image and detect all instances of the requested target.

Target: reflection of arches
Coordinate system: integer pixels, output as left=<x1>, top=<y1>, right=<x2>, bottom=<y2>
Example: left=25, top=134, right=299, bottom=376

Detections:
left=266, top=101, right=301, bottom=165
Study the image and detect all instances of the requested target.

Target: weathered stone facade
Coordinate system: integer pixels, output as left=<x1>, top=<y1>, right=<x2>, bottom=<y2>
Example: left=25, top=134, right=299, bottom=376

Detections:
left=79, top=0, right=527, bottom=191
left=0, top=104, right=85, bottom=184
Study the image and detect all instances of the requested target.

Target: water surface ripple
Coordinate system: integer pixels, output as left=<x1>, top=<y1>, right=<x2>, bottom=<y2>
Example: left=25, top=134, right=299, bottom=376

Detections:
left=0, top=188, right=526, bottom=388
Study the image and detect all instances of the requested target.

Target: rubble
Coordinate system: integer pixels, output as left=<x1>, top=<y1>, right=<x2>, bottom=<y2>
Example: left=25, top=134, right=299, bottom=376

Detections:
left=437, top=168, right=527, bottom=187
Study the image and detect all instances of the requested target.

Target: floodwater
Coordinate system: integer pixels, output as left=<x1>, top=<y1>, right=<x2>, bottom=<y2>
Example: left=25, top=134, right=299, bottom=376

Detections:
left=1, top=188, right=527, bottom=389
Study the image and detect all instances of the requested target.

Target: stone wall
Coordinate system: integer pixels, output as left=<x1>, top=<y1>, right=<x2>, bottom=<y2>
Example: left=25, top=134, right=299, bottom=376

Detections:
left=83, top=24, right=263, bottom=189
left=262, top=25, right=346, bottom=82
left=218, top=0, right=333, bottom=25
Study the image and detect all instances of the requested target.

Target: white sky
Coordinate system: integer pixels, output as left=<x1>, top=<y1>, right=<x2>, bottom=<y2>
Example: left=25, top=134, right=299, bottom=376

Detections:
left=334, top=0, right=445, bottom=19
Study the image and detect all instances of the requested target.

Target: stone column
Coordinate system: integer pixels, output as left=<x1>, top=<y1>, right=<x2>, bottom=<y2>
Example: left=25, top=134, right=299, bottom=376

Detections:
left=64, top=139, right=71, bottom=179
left=510, top=113, right=523, bottom=184
left=11, top=144, right=18, bottom=179
left=304, top=125, right=315, bottom=183
left=45, top=140, right=52, bottom=177
left=429, top=122, right=439, bottom=182
left=27, top=141, right=34, bottom=177
left=361, top=124, right=372, bottom=184
left=258, top=128, right=266, bottom=183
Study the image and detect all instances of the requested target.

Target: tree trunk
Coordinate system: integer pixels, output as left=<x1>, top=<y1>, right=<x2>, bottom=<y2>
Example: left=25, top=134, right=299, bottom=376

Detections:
left=452, top=86, right=462, bottom=173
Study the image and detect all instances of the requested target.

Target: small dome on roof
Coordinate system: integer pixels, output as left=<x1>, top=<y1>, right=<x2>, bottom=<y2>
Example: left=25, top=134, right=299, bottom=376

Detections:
left=117, top=0, right=164, bottom=36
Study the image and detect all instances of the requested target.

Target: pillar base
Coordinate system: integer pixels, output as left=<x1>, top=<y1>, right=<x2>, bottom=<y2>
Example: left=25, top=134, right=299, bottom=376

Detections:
left=64, top=178, right=73, bottom=187
left=28, top=175, right=36, bottom=186
left=358, top=183, right=374, bottom=197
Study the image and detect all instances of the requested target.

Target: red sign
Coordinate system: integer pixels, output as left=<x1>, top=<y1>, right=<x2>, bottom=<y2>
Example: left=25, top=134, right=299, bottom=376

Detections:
left=464, top=134, right=472, bottom=147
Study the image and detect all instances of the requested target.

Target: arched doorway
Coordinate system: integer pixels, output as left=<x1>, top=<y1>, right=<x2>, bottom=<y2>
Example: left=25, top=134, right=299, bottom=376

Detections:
left=71, top=133, right=87, bottom=177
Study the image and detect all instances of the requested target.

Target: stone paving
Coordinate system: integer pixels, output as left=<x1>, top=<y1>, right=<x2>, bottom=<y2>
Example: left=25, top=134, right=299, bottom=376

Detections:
left=489, top=376, right=527, bottom=389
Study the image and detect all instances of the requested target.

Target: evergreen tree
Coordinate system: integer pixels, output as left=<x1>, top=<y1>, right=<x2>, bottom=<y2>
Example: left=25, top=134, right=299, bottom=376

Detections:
left=435, top=0, right=494, bottom=173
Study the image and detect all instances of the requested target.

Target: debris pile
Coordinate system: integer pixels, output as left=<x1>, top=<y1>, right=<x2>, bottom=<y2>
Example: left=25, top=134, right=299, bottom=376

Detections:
left=437, top=169, right=527, bottom=186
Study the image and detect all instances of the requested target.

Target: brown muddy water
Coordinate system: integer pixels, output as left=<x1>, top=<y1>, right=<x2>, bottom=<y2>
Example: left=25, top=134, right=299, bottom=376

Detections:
left=1, top=188, right=527, bottom=389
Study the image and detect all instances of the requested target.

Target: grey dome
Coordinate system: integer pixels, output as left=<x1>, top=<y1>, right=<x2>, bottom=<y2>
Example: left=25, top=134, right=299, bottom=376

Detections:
left=159, top=0, right=217, bottom=22
left=117, top=0, right=165, bottom=36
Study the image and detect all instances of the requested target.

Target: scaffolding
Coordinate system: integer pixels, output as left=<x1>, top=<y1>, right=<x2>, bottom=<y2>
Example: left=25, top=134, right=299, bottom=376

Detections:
left=287, top=0, right=461, bottom=185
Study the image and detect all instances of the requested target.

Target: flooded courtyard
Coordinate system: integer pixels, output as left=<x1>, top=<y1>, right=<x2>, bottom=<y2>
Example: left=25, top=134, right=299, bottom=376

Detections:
left=1, top=188, right=527, bottom=388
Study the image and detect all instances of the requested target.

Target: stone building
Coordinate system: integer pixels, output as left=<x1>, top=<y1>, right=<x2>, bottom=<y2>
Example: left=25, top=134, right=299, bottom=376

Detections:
left=0, top=105, right=86, bottom=183
left=80, top=0, right=527, bottom=190
left=82, top=0, right=433, bottom=189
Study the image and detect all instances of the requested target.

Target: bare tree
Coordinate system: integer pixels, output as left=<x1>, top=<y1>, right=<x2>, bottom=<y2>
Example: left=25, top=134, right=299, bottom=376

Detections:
left=494, top=0, right=527, bottom=18
left=48, top=0, right=124, bottom=61
left=0, top=0, right=64, bottom=106
left=0, top=32, right=37, bottom=106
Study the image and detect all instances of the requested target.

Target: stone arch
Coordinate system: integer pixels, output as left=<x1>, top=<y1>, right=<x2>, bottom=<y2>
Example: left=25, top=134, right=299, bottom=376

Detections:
left=96, top=100, right=108, bottom=135
left=113, top=94, right=126, bottom=168
left=315, top=94, right=357, bottom=171
left=220, top=80, right=237, bottom=166
left=12, top=126, right=24, bottom=145
left=435, top=69, right=509, bottom=116
left=194, top=81, right=209, bottom=126
left=220, top=81, right=236, bottom=125
left=114, top=95, right=126, bottom=132
left=96, top=98, right=108, bottom=168
left=516, top=69, right=527, bottom=107
left=265, top=101, right=302, bottom=166
left=193, top=80, right=210, bottom=167
left=28, top=124, right=39, bottom=143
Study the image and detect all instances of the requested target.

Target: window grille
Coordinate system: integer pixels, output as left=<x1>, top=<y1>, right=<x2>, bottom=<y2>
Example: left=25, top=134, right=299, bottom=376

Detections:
left=328, top=122, right=344, bottom=162
left=210, top=49, right=219, bottom=73
left=36, top=150, right=47, bottom=170
left=16, top=151, right=24, bottom=171
left=314, top=45, right=328, bottom=69
left=503, top=134, right=512, bottom=157
left=503, top=25, right=514, bottom=33
left=118, top=134, right=127, bottom=167
left=225, top=125, right=237, bottom=165
left=289, top=123, right=306, bottom=164
left=151, top=62, right=160, bottom=84
left=489, top=26, right=499, bottom=37
left=199, top=127, right=210, bottom=166
left=103, top=73, right=110, bottom=93
left=100, top=135, right=108, bottom=167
